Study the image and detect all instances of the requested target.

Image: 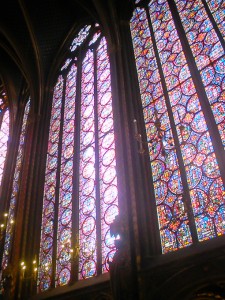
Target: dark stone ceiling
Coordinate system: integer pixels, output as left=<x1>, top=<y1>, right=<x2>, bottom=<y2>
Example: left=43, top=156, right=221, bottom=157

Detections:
left=0, top=0, right=133, bottom=114
left=0, top=0, right=97, bottom=111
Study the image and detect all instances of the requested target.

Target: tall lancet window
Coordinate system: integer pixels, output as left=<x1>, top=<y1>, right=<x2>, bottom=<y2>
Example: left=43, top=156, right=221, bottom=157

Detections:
left=1, top=99, right=31, bottom=269
left=0, top=87, right=9, bottom=187
left=38, top=24, right=119, bottom=291
left=130, top=0, right=225, bottom=253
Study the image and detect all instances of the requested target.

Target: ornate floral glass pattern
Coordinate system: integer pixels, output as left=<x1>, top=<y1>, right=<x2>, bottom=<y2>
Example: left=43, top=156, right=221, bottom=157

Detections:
left=38, top=77, right=63, bottom=291
left=79, top=49, right=97, bottom=279
left=55, top=65, right=77, bottom=287
left=2, top=99, right=30, bottom=269
left=175, top=0, right=225, bottom=149
left=206, top=0, right=225, bottom=39
left=38, top=26, right=118, bottom=291
left=0, top=110, right=10, bottom=187
left=130, top=0, right=225, bottom=253
left=97, top=37, right=118, bottom=273
left=70, top=25, right=91, bottom=52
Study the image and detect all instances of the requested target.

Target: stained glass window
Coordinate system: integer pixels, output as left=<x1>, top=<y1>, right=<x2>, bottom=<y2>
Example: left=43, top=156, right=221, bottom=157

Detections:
left=0, top=111, right=9, bottom=187
left=0, top=86, right=9, bottom=188
left=130, top=0, right=225, bottom=253
left=205, top=0, right=225, bottom=39
left=1, top=99, right=31, bottom=269
left=38, top=24, right=118, bottom=292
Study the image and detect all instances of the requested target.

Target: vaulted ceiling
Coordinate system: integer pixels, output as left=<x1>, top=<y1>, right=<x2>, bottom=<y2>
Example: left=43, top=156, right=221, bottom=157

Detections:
left=0, top=0, right=101, bottom=114
left=0, top=0, right=133, bottom=117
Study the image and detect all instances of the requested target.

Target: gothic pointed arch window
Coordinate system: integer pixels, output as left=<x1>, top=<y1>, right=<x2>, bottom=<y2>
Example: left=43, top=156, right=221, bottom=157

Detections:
left=1, top=98, right=31, bottom=269
left=130, top=0, right=225, bottom=253
left=0, top=85, right=10, bottom=188
left=38, top=24, right=119, bottom=291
